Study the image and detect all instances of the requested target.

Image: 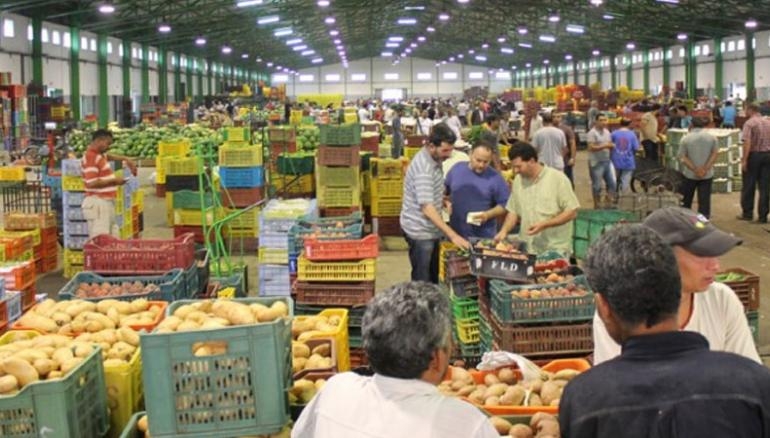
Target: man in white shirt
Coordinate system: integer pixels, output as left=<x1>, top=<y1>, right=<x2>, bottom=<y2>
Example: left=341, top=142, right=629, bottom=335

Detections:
left=531, top=112, right=567, bottom=170
left=457, top=100, right=469, bottom=126
left=593, top=207, right=760, bottom=364
left=358, top=105, right=370, bottom=123
left=293, top=282, right=499, bottom=438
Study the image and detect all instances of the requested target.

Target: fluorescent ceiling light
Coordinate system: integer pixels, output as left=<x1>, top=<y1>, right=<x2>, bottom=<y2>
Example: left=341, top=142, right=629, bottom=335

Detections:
left=518, top=27, right=528, bottom=35
left=325, top=17, right=336, bottom=24
left=389, top=36, right=404, bottom=42
left=602, top=14, right=614, bottom=20
left=548, top=14, right=560, bottom=22
left=525, top=63, right=531, bottom=67
left=237, top=0, right=263, bottom=6
left=512, top=66, right=517, bottom=70
left=405, top=48, right=412, bottom=53
left=543, top=59, right=550, bottom=64
left=590, top=0, right=603, bottom=5
left=592, top=49, right=600, bottom=55
left=301, top=50, right=316, bottom=56
left=519, top=43, right=532, bottom=48
left=475, top=55, right=487, bottom=61
left=457, top=0, right=470, bottom=3
left=410, top=43, right=417, bottom=48
left=329, top=30, right=339, bottom=36
left=418, top=36, right=426, bottom=42
left=98, top=3, right=115, bottom=14
left=386, top=42, right=400, bottom=48
left=381, top=52, right=393, bottom=57
left=336, top=44, right=344, bottom=50
left=195, top=37, right=206, bottom=46
left=449, top=57, right=455, bottom=61
left=566, top=24, right=584, bottom=33
left=565, top=54, right=573, bottom=60
left=482, top=43, right=489, bottom=48
left=333, top=39, right=341, bottom=44
left=158, top=24, right=171, bottom=33
left=626, top=42, right=636, bottom=49
left=398, top=18, right=417, bottom=25
left=292, top=45, right=308, bottom=51
left=457, top=54, right=464, bottom=58
left=267, top=62, right=274, bottom=66
left=746, top=19, right=758, bottom=28
left=497, top=37, right=506, bottom=43
left=258, top=15, right=280, bottom=24
left=286, top=38, right=303, bottom=45
left=312, top=57, right=323, bottom=63
left=317, top=0, right=330, bottom=6
left=405, top=6, right=425, bottom=10
left=468, top=49, right=475, bottom=54
left=241, top=53, right=248, bottom=59
left=274, top=27, right=292, bottom=36
left=656, top=0, right=679, bottom=3
left=677, top=33, right=687, bottom=40
left=438, top=13, right=450, bottom=21
left=539, top=35, right=556, bottom=42
left=441, top=60, right=447, bottom=64
left=501, top=47, right=514, bottom=54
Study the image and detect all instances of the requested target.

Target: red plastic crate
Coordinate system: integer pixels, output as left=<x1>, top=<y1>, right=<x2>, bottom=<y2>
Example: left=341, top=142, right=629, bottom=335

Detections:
left=40, top=226, right=57, bottom=244
left=350, top=347, right=369, bottom=368
left=155, top=183, right=166, bottom=198
left=224, top=236, right=260, bottom=252
left=0, top=261, right=36, bottom=290
left=294, top=281, right=375, bottom=306
left=373, top=216, right=402, bottom=236
left=173, top=225, right=215, bottom=245
left=83, top=234, right=195, bottom=275
left=319, top=207, right=361, bottom=218
left=304, top=235, right=379, bottom=262
left=360, top=135, right=379, bottom=153
left=406, top=135, right=427, bottom=147
left=317, top=145, right=360, bottom=166
left=221, top=187, right=265, bottom=208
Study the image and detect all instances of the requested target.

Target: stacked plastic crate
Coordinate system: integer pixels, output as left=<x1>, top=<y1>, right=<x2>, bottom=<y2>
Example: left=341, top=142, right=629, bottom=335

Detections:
left=0, top=212, right=48, bottom=319
left=369, top=157, right=408, bottom=238
left=156, top=139, right=192, bottom=199
left=316, top=124, right=362, bottom=218
left=269, top=126, right=315, bottom=198
left=717, top=268, right=761, bottom=345
left=258, top=199, right=317, bottom=297
left=1, top=225, right=57, bottom=275
left=711, top=129, right=742, bottom=193
left=0, top=84, right=29, bottom=150
left=219, top=127, right=264, bottom=251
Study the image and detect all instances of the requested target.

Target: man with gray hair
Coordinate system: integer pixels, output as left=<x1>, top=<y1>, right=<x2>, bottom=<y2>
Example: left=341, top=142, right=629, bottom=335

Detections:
left=292, top=282, right=498, bottom=438
left=560, top=225, right=770, bottom=438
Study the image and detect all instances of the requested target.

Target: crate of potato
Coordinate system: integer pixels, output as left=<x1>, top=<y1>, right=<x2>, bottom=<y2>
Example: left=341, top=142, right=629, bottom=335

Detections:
left=488, top=413, right=561, bottom=438
left=439, top=359, right=590, bottom=416
left=58, top=270, right=185, bottom=302
left=83, top=233, right=196, bottom=275
left=0, top=331, right=110, bottom=437
left=292, top=338, right=337, bottom=379
left=141, top=297, right=293, bottom=437
left=292, top=308, right=350, bottom=372
left=489, top=277, right=595, bottom=324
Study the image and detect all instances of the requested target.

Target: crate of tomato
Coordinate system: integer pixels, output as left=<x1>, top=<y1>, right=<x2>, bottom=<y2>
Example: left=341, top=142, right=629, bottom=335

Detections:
left=469, top=238, right=536, bottom=282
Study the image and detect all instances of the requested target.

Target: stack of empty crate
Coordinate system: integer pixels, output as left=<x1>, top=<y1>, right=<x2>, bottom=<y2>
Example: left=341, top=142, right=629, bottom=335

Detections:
left=438, top=242, right=482, bottom=365
left=316, top=124, right=362, bottom=217
left=666, top=128, right=741, bottom=193
left=165, top=152, right=215, bottom=243
left=369, top=158, right=408, bottom=238
left=156, top=139, right=192, bottom=198
left=258, top=199, right=317, bottom=297
left=1, top=224, right=57, bottom=275
left=269, top=126, right=315, bottom=198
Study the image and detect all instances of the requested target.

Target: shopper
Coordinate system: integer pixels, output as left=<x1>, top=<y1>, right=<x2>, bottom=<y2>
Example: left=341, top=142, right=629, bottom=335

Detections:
left=586, top=101, right=599, bottom=130
left=678, top=105, right=692, bottom=129
left=479, top=114, right=502, bottom=155
left=469, top=101, right=485, bottom=126
left=553, top=113, right=577, bottom=187
left=678, top=117, right=719, bottom=218
left=391, top=106, right=404, bottom=159
left=417, top=110, right=433, bottom=136
left=593, top=207, right=760, bottom=364
left=721, top=100, right=737, bottom=128
left=293, top=282, right=499, bottom=438
left=738, top=103, right=770, bottom=223
left=457, top=99, right=469, bottom=126
left=610, top=118, right=640, bottom=194
left=80, top=129, right=135, bottom=238
left=444, top=144, right=510, bottom=240
left=494, top=142, right=579, bottom=256
left=562, top=225, right=770, bottom=438
left=531, top=112, right=567, bottom=171
left=401, top=123, right=469, bottom=283
left=639, top=108, right=660, bottom=163
left=587, top=114, right=617, bottom=208
left=443, top=108, right=463, bottom=140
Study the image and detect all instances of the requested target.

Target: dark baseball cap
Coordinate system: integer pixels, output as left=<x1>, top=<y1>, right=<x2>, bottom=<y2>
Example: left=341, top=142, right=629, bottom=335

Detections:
left=643, top=207, right=742, bottom=257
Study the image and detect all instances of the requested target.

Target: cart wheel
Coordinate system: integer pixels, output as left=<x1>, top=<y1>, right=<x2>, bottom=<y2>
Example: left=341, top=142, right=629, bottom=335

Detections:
left=630, top=177, right=648, bottom=193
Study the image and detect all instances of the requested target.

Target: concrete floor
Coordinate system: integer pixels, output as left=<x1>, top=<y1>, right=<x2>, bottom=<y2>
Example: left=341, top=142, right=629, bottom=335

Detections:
left=37, top=150, right=770, bottom=365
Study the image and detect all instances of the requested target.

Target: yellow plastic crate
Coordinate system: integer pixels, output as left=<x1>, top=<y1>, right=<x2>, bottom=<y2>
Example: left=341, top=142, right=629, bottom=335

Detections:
left=173, top=207, right=217, bottom=226
left=361, top=171, right=371, bottom=207
left=370, top=178, right=403, bottom=201
left=317, top=186, right=361, bottom=208
left=62, top=175, right=85, bottom=191
left=224, top=227, right=259, bottom=238
left=404, top=146, right=420, bottom=161
left=64, top=248, right=84, bottom=266
left=219, top=143, right=263, bottom=167
left=293, top=308, right=351, bottom=371
left=163, top=156, right=200, bottom=176
left=271, top=173, right=314, bottom=194
left=63, top=263, right=84, bottom=278
left=120, top=223, right=132, bottom=239
left=297, top=255, right=376, bottom=282
left=165, top=193, right=174, bottom=227
left=499, top=145, right=511, bottom=161
left=158, top=139, right=191, bottom=157
left=223, top=207, right=260, bottom=229
left=132, top=190, right=145, bottom=212
left=155, top=156, right=169, bottom=184
left=455, top=319, right=480, bottom=344
left=438, top=242, right=458, bottom=282
left=370, top=198, right=402, bottom=217
left=0, top=229, right=41, bottom=246
left=0, top=166, right=25, bottom=181
left=115, top=186, right=125, bottom=206
left=105, top=348, right=143, bottom=438
left=258, top=247, right=289, bottom=265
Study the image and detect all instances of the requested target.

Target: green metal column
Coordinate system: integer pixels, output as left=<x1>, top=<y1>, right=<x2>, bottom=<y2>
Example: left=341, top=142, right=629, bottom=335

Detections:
left=662, top=47, right=670, bottom=93
left=141, top=44, right=149, bottom=103
left=746, top=32, right=755, bottom=102
left=714, top=38, right=723, bottom=100
left=610, top=57, right=617, bottom=90
left=32, top=17, right=43, bottom=87
left=626, top=58, right=633, bottom=89
left=69, top=26, right=81, bottom=120
left=158, top=48, right=167, bottom=105
left=584, top=62, right=589, bottom=86
left=596, top=61, right=603, bottom=87
left=197, top=58, right=204, bottom=102
left=207, top=60, right=213, bottom=97
left=97, top=34, right=109, bottom=127
left=643, top=50, right=650, bottom=95
left=186, top=57, right=193, bottom=101
left=545, top=66, right=550, bottom=88
left=173, top=53, right=181, bottom=102
left=573, top=61, right=578, bottom=84
left=122, top=39, right=130, bottom=102
left=685, top=41, right=696, bottom=98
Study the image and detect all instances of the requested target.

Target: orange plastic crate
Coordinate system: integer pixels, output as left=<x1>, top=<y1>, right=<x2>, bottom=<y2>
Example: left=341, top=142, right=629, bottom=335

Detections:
left=304, top=234, right=379, bottom=262
left=0, top=237, right=25, bottom=261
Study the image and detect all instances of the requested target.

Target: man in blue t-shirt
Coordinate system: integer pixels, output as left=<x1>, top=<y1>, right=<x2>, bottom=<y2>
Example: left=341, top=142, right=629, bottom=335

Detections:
left=610, top=119, right=640, bottom=193
left=721, top=101, right=737, bottom=128
left=445, top=144, right=510, bottom=239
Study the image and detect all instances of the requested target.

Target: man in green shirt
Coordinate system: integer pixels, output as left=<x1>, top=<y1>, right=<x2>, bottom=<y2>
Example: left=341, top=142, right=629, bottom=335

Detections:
left=494, top=142, right=580, bottom=255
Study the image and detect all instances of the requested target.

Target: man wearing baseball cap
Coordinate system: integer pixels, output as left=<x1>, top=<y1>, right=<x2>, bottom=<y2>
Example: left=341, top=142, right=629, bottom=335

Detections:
left=593, top=207, right=761, bottom=364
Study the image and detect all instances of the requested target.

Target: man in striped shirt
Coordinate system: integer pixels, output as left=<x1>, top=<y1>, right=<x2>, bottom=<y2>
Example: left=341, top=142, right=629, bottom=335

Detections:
left=80, top=129, right=133, bottom=238
left=400, top=123, right=470, bottom=283
left=738, top=103, right=770, bottom=223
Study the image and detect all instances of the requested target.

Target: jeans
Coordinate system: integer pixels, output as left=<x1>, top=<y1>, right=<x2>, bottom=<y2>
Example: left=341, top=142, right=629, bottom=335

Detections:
left=740, top=151, right=770, bottom=221
left=564, top=164, right=574, bottom=188
left=404, top=235, right=440, bottom=284
left=642, top=139, right=659, bottom=163
left=616, top=169, right=634, bottom=193
left=589, top=161, right=617, bottom=197
left=679, top=177, right=713, bottom=218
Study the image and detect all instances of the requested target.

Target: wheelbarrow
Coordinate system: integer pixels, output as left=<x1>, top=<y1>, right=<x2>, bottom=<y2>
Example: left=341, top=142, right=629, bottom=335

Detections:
left=631, top=157, right=685, bottom=194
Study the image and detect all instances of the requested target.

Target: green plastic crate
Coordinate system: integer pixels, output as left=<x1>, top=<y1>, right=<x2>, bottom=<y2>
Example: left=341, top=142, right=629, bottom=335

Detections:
left=360, top=152, right=373, bottom=171
left=0, top=346, right=109, bottom=437
left=221, top=127, right=251, bottom=142
left=747, top=310, right=759, bottom=344
left=489, top=276, right=595, bottom=324
left=141, top=297, right=293, bottom=438
left=172, top=190, right=214, bottom=210
left=119, top=411, right=144, bottom=438
left=451, top=295, right=480, bottom=320
left=316, top=164, right=361, bottom=187
left=277, top=152, right=315, bottom=176
left=319, top=123, right=361, bottom=146
left=573, top=209, right=637, bottom=259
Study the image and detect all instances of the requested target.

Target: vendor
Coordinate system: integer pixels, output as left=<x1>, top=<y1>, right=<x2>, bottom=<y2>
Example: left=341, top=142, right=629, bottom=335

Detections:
left=494, top=142, right=579, bottom=255
left=592, top=207, right=761, bottom=364
left=444, top=143, right=510, bottom=239
left=80, top=129, right=136, bottom=238
left=292, top=282, right=499, bottom=438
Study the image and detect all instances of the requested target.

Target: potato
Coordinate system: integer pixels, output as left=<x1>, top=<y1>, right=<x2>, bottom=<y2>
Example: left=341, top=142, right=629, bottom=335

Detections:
left=137, top=415, right=148, bottom=432
left=468, top=388, right=485, bottom=404
left=17, top=313, right=58, bottom=333
left=103, top=358, right=128, bottom=367
left=509, top=423, right=534, bottom=438
left=184, top=310, right=209, bottom=324
left=2, top=357, right=39, bottom=387
left=106, top=307, right=121, bottom=325
left=311, top=343, right=331, bottom=357
left=457, top=385, right=476, bottom=397
left=60, top=357, right=83, bottom=374
left=52, top=347, right=74, bottom=364
left=270, top=300, right=289, bottom=317
left=130, top=299, right=149, bottom=313
left=200, top=319, right=228, bottom=330
left=114, top=301, right=132, bottom=315
left=450, top=366, right=473, bottom=383
left=118, top=327, right=140, bottom=347
left=51, top=312, right=72, bottom=327
left=553, top=369, right=579, bottom=381
left=47, top=370, right=64, bottom=379
left=35, top=299, right=57, bottom=316
left=96, top=299, right=120, bottom=315
left=173, top=304, right=196, bottom=319
left=489, top=416, right=512, bottom=434
left=158, top=315, right=182, bottom=331
left=292, top=357, right=307, bottom=374
left=292, top=342, right=311, bottom=359
left=528, top=393, right=543, bottom=407
left=484, top=373, right=501, bottom=386
left=13, top=349, right=48, bottom=363
left=73, top=343, right=95, bottom=358
left=0, top=375, right=18, bottom=393
left=484, top=395, right=500, bottom=406
left=498, top=367, right=517, bottom=384
left=292, top=319, right=316, bottom=338
left=499, top=385, right=526, bottom=406
left=530, top=412, right=557, bottom=430
left=32, top=358, right=56, bottom=377
left=482, top=383, right=508, bottom=400
left=535, top=419, right=560, bottom=437
left=540, top=380, right=562, bottom=406
left=176, top=321, right=200, bottom=332
left=256, top=307, right=284, bottom=323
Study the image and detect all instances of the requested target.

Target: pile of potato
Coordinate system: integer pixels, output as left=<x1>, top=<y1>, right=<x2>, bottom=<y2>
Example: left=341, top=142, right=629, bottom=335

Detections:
left=15, top=298, right=161, bottom=335
left=135, top=413, right=293, bottom=437
left=292, top=341, right=334, bottom=374
left=438, top=366, right=579, bottom=408
left=291, top=314, right=342, bottom=342
left=75, top=281, right=161, bottom=299
left=155, top=299, right=290, bottom=334
left=289, top=376, right=327, bottom=405
left=511, top=283, right=587, bottom=299
left=490, top=413, right=560, bottom=438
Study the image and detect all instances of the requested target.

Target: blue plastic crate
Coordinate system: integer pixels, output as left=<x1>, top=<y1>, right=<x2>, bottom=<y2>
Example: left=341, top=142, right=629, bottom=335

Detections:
left=58, top=269, right=185, bottom=302
left=219, top=166, right=264, bottom=189
left=289, top=255, right=298, bottom=275
left=259, top=264, right=291, bottom=297
left=182, top=261, right=199, bottom=299
left=64, top=235, right=89, bottom=250
left=259, top=232, right=289, bottom=250
left=63, top=191, right=86, bottom=207
left=62, top=158, right=82, bottom=176
left=63, top=220, right=89, bottom=236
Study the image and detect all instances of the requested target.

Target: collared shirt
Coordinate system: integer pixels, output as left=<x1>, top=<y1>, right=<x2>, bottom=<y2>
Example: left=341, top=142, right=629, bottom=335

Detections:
left=292, top=372, right=499, bottom=438
left=401, top=148, right=445, bottom=240
left=587, top=127, right=612, bottom=164
left=505, top=165, right=579, bottom=255
left=593, top=281, right=761, bottom=364
left=560, top=331, right=770, bottom=438
left=742, top=114, right=770, bottom=153
left=81, top=148, right=117, bottom=199
left=678, top=128, right=719, bottom=180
